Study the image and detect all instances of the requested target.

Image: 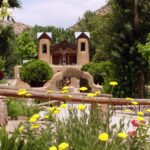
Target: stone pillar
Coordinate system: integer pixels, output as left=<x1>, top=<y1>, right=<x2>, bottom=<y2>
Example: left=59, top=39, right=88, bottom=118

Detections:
left=0, top=96, right=8, bottom=127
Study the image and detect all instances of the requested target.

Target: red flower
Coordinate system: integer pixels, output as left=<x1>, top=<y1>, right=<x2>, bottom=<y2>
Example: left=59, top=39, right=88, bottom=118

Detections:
left=131, top=119, right=139, bottom=127
left=128, top=130, right=137, bottom=137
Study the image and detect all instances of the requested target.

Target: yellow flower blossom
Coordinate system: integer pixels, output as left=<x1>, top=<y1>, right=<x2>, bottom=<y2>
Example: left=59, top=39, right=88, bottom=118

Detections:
left=58, top=142, right=69, bottom=150
left=109, top=81, right=118, bottom=86
left=67, top=95, right=72, bottom=99
left=123, top=109, right=132, bottom=113
left=19, top=125, right=24, bottom=133
left=60, top=103, right=67, bottom=109
left=49, top=106, right=60, bottom=114
left=62, top=86, right=69, bottom=90
left=98, top=133, right=109, bottom=142
left=61, top=90, right=69, bottom=94
left=53, top=108, right=61, bottom=115
left=131, top=101, right=139, bottom=105
left=18, top=88, right=26, bottom=92
left=32, top=114, right=40, bottom=119
left=117, top=132, right=128, bottom=139
left=26, top=93, right=32, bottom=97
left=29, top=117, right=37, bottom=123
left=87, top=93, right=96, bottom=98
left=29, top=114, right=40, bottom=123
left=125, top=97, right=133, bottom=101
left=47, top=90, right=53, bottom=94
left=145, top=109, right=150, bottom=113
left=77, top=104, right=87, bottom=111
left=49, top=107, right=57, bottom=112
left=49, top=146, right=57, bottom=150
left=137, top=111, right=144, bottom=116
left=30, top=124, right=40, bottom=130
left=45, top=115, right=49, bottom=119
left=17, top=90, right=27, bottom=96
left=79, top=87, right=88, bottom=92
left=136, top=116, right=145, bottom=121
left=95, top=91, right=100, bottom=96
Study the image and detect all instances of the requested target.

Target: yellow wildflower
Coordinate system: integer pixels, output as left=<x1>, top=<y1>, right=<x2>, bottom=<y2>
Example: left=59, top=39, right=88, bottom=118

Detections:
left=47, top=90, right=53, bottom=94
left=67, top=95, right=72, bottom=99
left=61, top=90, right=69, bottom=94
left=98, top=133, right=109, bottom=142
left=19, top=125, right=24, bottom=133
left=60, top=103, right=67, bottom=109
left=49, top=146, right=57, bottom=150
left=26, top=93, right=32, bottom=97
left=29, top=117, right=37, bottom=123
left=53, top=108, right=60, bottom=115
left=17, top=90, right=27, bottom=96
left=137, top=111, right=144, bottom=116
left=87, top=93, right=96, bottom=98
left=18, top=88, right=26, bottom=92
left=29, top=114, right=40, bottom=123
left=125, top=97, right=133, bottom=101
left=95, top=91, right=100, bottom=96
left=131, top=101, right=139, bottom=105
left=109, top=81, right=118, bottom=86
left=77, top=104, right=87, bottom=111
left=136, top=116, right=145, bottom=121
left=45, top=115, right=49, bottom=119
left=117, top=132, right=128, bottom=139
left=30, top=124, right=40, bottom=130
left=32, top=114, right=40, bottom=119
left=79, top=87, right=88, bottom=92
left=49, top=107, right=57, bottom=112
left=62, top=86, right=69, bottom=90
left=145, top=109, right=150, bottom=113
left=123, top=109, right=132, bottom=113
left=58, top=142, right=69, bottom=150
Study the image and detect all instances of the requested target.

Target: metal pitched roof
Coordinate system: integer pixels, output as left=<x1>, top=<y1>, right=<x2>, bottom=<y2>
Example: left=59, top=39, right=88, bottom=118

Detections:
left=75, top=32, right=90, bottom=39
left=37, top=32, right=52, bottom=39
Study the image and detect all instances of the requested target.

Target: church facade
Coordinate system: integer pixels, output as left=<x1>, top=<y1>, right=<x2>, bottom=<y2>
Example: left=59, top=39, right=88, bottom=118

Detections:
left=37, top=32, right=90, bottom=73
left=37, top=32, right=90, bottom=88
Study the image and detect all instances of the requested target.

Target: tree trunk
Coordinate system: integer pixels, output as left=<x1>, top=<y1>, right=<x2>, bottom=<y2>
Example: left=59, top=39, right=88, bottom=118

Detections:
left=0, top=96, right=8, bottom=127
left=134, top=0, right=140, bottom=35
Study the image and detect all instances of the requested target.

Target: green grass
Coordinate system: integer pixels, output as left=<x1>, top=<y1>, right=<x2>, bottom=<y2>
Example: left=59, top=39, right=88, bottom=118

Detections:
left=6, top=97, right=40, bottom=119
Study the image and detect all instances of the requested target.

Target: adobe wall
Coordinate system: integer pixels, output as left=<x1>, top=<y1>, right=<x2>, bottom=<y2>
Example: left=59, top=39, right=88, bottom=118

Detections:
left=77, top=38, right=89, bottom=66
left=38, top=38, right=52, bottom=64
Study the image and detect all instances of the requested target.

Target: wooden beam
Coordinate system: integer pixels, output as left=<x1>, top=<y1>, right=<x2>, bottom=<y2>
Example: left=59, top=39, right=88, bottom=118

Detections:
left=0, top=87, right=150, bottom=106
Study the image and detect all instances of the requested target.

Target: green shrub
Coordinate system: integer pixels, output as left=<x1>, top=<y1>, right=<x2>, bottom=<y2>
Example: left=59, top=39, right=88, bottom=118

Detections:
left=81, top=61, right=116, bottom=93
left=20, top=60, right=53, bottom=87
left=7, top=97, right=40, bottom=119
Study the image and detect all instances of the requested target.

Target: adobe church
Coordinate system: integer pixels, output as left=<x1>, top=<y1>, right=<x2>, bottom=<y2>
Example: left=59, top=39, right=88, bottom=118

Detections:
left=37, top=32, right=90, bottom=69
left=14, top=32, right=93, bottom=89
left=37, top=32, right=90, bottom=88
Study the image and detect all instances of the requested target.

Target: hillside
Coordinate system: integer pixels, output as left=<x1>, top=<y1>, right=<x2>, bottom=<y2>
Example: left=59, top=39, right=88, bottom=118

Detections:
left=0, top=21, right=31, bottom=34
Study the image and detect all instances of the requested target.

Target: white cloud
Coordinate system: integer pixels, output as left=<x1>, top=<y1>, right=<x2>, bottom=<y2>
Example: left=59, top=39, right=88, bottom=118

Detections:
left=12, top=0, right=106, bottom=28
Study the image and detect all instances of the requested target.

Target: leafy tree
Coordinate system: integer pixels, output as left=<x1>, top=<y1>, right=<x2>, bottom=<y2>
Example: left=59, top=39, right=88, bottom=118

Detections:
left=20, top=60, right=53, bottom=87
left=30, top=25, right=74, bottom=45
left=138, top=33, right=150, bottom=63
left=81, top=61, right=114, bottom=86
left=0, top=25, right=17, bottom=77
left=91, top=0, right=150, bottom=98
left=16, top=31, right=37, bottom=64
left=0, top=0, right=20, bottom=8
left=0, top=56, right=5, bottom=70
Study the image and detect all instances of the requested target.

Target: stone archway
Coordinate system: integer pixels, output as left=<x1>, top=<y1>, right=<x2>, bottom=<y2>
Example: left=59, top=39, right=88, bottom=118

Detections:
left=44, top=68, right=102, bottom=92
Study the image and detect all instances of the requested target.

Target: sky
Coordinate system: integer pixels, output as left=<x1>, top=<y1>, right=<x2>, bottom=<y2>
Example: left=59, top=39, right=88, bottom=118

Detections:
left=12, top=0, right=106, bottom=28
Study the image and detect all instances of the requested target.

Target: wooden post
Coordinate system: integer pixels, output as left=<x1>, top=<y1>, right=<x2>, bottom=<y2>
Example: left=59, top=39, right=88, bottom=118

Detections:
left=0, top=96, right=8, bottom=127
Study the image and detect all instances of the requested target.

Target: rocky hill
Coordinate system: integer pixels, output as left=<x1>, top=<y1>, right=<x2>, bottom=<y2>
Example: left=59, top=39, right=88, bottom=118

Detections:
left=0, top=21, right=31, bottom=35
left=68, top=5, right=110, bottom=31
